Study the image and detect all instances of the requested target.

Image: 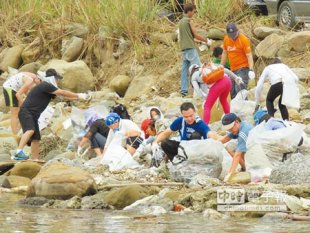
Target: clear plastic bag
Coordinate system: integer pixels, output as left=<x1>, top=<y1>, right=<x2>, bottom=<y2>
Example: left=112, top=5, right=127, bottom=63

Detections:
left=231, top=98, right=256, bottom=124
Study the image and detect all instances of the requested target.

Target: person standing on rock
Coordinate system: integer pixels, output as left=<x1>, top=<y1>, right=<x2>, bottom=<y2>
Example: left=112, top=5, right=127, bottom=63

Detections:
left=152, top=102, right=210, bottom=162
left=255, top=58, right=299, bottom=120
left=2, top=72, right=41, bottom=134
left=104, top=112, right=144, bottom=156
left=77, top=110, right=110, bottom=157
left=179, top=3, right=212, bottom=97
left=189, top=63, right=244, bottom=124
left=218, top=113, right=253, bottom=182
left=221, top=22, right=255, bottom=99
left=13, top=69, right=91, bottom=160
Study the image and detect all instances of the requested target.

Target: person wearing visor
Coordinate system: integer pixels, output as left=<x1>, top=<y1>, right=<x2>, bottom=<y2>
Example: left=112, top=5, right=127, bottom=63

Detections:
left=77, top=110, right=110, bottom=157
left=219, top=113, right=253, bottom=182
left=221, top=22, right=255, bottom=99
left=2, top=72, right=41, bottom=134
left=104, top=112, right=144, bottom=156
left=14, top=68, right=91, bottom=160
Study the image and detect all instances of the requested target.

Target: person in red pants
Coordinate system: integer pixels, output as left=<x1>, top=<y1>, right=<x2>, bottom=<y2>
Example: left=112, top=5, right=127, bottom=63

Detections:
left=190, top=63, right=244, bottom=124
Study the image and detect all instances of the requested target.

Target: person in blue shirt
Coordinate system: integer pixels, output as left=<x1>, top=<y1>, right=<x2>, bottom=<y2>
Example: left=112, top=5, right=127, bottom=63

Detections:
left=254, top=109, right=286, bottom=130
left=152, top=102, right=210, bottom=161
left=219, top=113, right=253, bottom=181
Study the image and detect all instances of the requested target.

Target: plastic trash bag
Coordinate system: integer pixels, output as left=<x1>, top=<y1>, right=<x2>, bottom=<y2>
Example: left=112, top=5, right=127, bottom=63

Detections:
left=231, top=98, right=256, bottom=124
left=282, top=79, right=300, bottom=109
left=247, top=121, right=305, bottom=167
left=101, top=132, right=141, bottom=171
left=169, top=139, right=224, bottom=182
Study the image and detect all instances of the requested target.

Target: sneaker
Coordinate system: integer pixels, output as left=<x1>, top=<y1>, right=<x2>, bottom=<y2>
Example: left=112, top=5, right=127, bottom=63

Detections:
left=13, top=150, right=29, bottom=160
left=181, top=92, right=188, bottom=98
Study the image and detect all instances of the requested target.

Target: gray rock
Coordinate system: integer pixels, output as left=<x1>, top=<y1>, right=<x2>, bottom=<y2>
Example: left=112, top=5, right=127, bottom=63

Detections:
left=40, top=59, right=95, bottom=92
left=206, top=28, right=225, bottom=40
left=109, top=75, right=131, bottom=97
left=21, top=37, right=41, bottom=64
left=0, top=136, right=18, bottom=154
left=19, top=62, right=43, bottom=73
left=65, top=23, right=89, bottom=38
left=0, top=153, right=10, bottom=162
left=125, top=75, right=157, bottom=100
left=254, top=27, right=285, bottom=40
left=255, top=33, right=284, bottom=58
left=203, top=208, right=226, bottom=220
left=288, top=31, right=310, bottom=52
left=261, top=212, right=288, bottom=221
left=0, top=45, right=25, bottom=72
left=81, top=192, right=114, bottom=210
left=291, top=68, right=310, bottom=82
left=61, top=36, right=84, bottom=62
left=18, top=197, right=53, bottom=207
left=270, top=155, right=310, bottom=185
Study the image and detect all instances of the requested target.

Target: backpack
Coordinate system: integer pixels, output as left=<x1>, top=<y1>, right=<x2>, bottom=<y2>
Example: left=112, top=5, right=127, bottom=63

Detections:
left=110, top=104, right=131, bottom=119
left=201, top=64, right=224, bottom=85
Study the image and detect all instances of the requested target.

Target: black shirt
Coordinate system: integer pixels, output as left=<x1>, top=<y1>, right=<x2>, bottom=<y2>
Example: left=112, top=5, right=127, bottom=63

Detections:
left=21, top=82, right=57, bottom=116
left=86, top=119, right=110, bottom=138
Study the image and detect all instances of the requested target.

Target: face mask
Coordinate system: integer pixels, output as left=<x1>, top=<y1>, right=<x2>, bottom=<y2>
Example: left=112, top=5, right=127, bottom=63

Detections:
left=113, top=128, right=120, bottom=133
left=153, top=115, right=160, bottom=121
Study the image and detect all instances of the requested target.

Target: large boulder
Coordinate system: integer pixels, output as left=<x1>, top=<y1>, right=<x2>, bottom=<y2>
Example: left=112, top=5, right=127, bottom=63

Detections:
left=27, top=162, right=97, bottom=199
left=102, top=185, right=158, bottom=209
left=6, top=161, right=42, bottom=179
left=255, top=34, right=284, bottom=58
left=65, top=23, right=89, bottom=38
left=61, top=36, right=84, bottom=62
left=0, top=45, right=24, bottom=72
left=270, top=156, right=310, bottom=185
left=124, top=75, right=157, bottom=100
left=19, top=62, right=43, bottom=73
left=1, top=175, right=31, bottom=188
left=40, top=59, right=95, bottom=92
left=253, top=27, right=285, bottom=40
left=228, top=172, right=251, bottom=185
left=206, top=28, right=225, bottom=40
left=21, top=37, right=41, bottom=64
left=291, top=68, right=310, bottom=83
left=109, top=75, right=131, bottom=97
left=288, top=31, right=310, bottom=52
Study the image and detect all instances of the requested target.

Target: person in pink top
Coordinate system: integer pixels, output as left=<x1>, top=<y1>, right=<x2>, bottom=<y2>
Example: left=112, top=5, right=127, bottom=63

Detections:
left=190, top=63, right=243, bottom=123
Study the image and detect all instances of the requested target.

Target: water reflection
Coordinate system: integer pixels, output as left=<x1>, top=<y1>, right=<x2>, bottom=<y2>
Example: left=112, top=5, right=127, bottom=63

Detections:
left=1, top=194, right=310, bottom=233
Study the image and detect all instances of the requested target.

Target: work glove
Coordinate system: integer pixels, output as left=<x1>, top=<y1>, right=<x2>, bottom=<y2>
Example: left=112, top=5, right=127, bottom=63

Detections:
left=224, top=172, right=232, bottom=183
left=77, top=93, right=92, bottom=101
left=77, top=146, right=83, bottom=157
left=235, top=76, right=244, bottom=85
left=248, top=70, right=256, bottom=80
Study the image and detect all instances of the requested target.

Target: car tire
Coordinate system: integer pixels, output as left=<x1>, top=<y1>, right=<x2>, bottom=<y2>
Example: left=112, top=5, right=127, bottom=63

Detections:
left=278, top=1, right=297, bottom=28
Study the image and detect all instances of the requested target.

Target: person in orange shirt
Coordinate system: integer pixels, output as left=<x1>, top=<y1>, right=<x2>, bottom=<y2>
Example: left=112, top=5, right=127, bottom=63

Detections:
left=221, top=22, right=255, bottom=99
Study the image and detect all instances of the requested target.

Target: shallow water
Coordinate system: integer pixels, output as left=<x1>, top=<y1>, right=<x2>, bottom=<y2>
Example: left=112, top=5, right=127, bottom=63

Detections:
left=1, top=194, right=310, bottom=233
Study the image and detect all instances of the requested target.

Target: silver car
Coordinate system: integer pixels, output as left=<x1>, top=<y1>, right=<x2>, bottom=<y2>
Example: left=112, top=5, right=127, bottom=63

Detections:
left=265, top=0, right=310, bottom=27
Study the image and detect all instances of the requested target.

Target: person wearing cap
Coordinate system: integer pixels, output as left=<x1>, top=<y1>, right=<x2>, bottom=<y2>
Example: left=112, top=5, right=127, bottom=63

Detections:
left=219, top=113, right=253, bottom=181
left=221, top=22, right=255, bottom=99
left=189, top=63, right=243, bottom=123
left=255, top=58, right=299, bottom=121
left=104, top=112, right=144, bottom=156
left=2, top=72, right=41, bottom=134
left=152, top=102, right=210, bottom=161
left=179, top=3, right=212, bottom=97
left=13, top=68, right=91, bottom=160
left=77, top=110, right=110, bottom=157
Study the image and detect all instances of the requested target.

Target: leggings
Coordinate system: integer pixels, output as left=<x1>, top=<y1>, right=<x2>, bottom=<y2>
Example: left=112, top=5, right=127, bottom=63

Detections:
left=203, top=76, right=232, bottom=124
left=266, top=82, right=289, bottom=120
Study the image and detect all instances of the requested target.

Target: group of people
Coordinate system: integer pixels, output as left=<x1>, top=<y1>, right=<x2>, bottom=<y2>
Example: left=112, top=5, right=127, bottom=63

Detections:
left=1, top=3, right=301, bottom=183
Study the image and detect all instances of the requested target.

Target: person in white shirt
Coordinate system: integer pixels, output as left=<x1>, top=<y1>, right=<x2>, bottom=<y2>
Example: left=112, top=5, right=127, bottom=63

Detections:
left=2, top=72, right=41, bottom=134
left=255, top=58, right=299, bottom=120
left=104, top=112, right=144, bottom=155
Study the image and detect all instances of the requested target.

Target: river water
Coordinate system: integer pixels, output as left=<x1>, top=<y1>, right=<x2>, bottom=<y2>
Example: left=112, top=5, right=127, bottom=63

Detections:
left=1, top=193, right=310, bottom=233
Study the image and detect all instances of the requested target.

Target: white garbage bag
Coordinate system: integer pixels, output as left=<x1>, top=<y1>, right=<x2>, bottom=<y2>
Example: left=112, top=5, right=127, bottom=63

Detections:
left=169, top=139, right=224, bottom=182
left=101, top=132, right=141, bottom=171
left=282, top=78, right=300, bottom=109
left=230, top=99, right=256, bottom=124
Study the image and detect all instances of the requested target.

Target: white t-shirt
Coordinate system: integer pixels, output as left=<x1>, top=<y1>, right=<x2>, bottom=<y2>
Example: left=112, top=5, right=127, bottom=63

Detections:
left=255, top=63, right=299, bottom=104
left=3, top=72, right=33, bottom=92
left=105, top=119, right=143, bottom=148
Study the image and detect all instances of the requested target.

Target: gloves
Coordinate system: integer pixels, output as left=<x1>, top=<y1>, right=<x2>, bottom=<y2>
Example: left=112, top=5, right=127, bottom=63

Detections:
left=77, top=93, right=91, bottom=101
left=235, top=76, right=244, bottom=85
left=77, top=146, right=83, bottom=157
left=248, top=70, right=255, bottom=80
left=224, top=172, right=232, bottom=183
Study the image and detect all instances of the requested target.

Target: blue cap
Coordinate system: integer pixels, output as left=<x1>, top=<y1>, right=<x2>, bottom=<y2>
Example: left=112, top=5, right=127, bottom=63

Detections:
left=222, top=113, right=238, bottom=131
left=105, top=112, right=120, bottom=126
left=254, top=109, right=268, bottom=125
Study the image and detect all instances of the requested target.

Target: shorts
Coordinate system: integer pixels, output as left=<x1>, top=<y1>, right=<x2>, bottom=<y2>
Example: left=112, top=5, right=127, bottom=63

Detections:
left=126, top=136, right=143, bottom=150
left=161, top=139, right=180, bottom=162
left=3, top=88, right=18, bottom=107
left=19, top=108, right=41, bottom=142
